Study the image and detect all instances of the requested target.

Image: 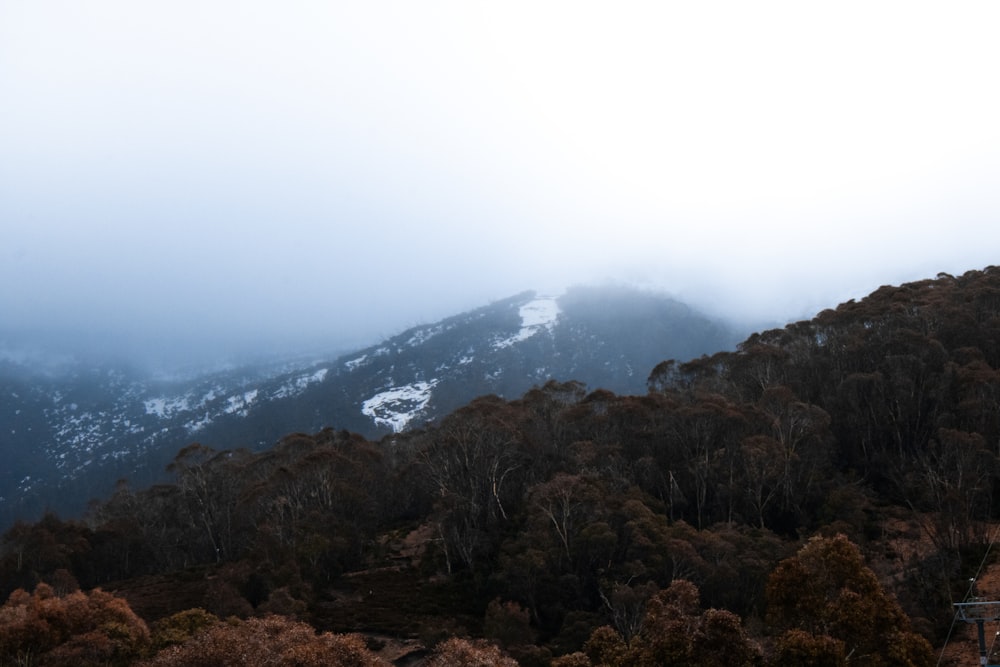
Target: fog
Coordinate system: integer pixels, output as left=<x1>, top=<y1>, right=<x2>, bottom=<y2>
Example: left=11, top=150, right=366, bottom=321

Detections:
left=2, top=2, right=999, bottom=372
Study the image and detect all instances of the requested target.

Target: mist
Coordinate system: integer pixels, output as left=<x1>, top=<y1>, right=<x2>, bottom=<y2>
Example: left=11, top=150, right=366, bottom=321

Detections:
left=2, top=2, right=999, bottom=374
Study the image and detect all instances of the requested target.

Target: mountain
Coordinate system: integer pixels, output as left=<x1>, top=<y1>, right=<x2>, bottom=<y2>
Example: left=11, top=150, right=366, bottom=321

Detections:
left=0, top=285, right=741, bottom=527
left=6, top=268, right=999, bottom=665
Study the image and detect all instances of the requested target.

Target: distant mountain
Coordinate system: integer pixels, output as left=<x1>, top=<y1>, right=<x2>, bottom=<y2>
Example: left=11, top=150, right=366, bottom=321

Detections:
left=0, top=285, right=741, bottom=526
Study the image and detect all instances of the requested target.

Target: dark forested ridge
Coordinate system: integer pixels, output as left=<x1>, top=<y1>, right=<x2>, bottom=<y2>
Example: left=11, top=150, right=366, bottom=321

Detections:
left=3, top=267, right=1000, bottom=665
left=0, top=285, right=739, bottom=530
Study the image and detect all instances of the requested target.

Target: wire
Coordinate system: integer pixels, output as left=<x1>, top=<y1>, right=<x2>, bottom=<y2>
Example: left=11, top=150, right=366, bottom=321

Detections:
left=966, top=533, right=998, bottom=602
left=987, top=545, right=1000, bottom=667
left=936, top=525, right=1000, bottom=666
left=936, top=612, right=960, bottom=667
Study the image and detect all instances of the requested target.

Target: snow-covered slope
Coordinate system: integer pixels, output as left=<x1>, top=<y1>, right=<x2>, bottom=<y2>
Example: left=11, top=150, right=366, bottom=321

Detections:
left=0, top=286, right=742, bottom=527
left=0, top=363, right=332, bottom=513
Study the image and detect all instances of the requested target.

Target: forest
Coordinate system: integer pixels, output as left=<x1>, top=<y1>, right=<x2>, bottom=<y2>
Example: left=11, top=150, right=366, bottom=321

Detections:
left=2, top=267, right=1000, bottom=665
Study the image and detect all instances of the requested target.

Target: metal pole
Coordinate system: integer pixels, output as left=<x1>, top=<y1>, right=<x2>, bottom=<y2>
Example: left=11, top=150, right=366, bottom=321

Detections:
left=977, top=619, right=987, bottom=666
left=953, top=599, right=1000, bottom=667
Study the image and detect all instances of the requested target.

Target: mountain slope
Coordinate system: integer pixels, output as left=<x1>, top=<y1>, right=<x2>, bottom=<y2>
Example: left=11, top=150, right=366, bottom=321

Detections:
left=0, top=286, right=740, bottom=527
left=9, top=269, right=1000, bottom=661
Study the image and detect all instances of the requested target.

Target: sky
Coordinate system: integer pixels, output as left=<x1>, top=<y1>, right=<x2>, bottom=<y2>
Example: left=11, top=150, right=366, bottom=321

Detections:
left=2, top=1, right=999, bottom=368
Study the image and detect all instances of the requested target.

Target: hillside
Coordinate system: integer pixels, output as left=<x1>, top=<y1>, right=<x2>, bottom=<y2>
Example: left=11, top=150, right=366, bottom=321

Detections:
left=0, top=285, right=739, bottom=528
left=4, top=266, right=1000, bottom=665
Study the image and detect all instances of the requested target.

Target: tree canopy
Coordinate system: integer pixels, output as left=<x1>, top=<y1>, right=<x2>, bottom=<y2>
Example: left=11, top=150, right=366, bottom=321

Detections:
left=5, top=267, right=1000, bottom=664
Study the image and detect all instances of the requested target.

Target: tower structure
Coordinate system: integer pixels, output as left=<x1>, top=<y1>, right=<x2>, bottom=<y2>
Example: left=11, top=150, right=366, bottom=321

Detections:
left=954, top=599, right=1000, bottom=666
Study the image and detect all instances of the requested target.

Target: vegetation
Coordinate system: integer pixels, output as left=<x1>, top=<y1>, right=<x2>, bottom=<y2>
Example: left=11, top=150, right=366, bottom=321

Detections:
left=2, top=266, right=1000, bottom=664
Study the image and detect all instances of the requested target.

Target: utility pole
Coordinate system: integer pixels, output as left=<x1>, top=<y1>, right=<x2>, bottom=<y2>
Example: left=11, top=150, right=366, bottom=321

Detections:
left=954, top=599, right=1000, bottom=666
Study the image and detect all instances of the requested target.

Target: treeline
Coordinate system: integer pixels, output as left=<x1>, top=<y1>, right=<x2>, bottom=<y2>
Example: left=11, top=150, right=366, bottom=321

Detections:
left=3, top=266, right=1000, bottom=665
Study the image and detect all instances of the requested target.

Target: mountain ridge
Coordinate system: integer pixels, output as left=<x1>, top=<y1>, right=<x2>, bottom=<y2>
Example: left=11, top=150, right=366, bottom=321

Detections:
left=0, top=284, right=741, bottom=528
left=4, top=267, right=1000, bottom=664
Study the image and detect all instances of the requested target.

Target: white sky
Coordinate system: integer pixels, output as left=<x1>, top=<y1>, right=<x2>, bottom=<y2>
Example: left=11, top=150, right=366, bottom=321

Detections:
left=2, top=1, right=999, bottom=364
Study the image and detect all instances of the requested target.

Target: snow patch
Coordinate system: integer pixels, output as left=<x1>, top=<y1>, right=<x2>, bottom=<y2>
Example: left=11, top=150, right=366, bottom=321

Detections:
left=406, top=324, right=444, bottom=348
left=362, top=380, right=438, bottom=433
left=144, top=395, right=191, bottom=418
left=185, top=413, right=214, bottom=433
left=493, top=296, right=561, bottom=349
left=345, top=354, right=368, bottom=371
left=225, top=389, right=258, bottom=416
left=272, top=368, right=328, bottom=399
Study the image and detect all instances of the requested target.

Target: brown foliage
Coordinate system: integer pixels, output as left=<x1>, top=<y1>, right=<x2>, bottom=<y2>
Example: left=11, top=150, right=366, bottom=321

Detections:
left=772, top=628, right=845, bottom=666
left=425, top=637, right=519, bottom=667
left=765, top=534, right=933, bottom=666
left=14, top=269, right=1000, bottom=662
left=551, top=652, right=592, bottom=667
left=483, top=598, right=534, bottom=648
left=0, top=582, right=150, bottom=666
left=582, top=579, right=761, bottom=667
left=149, top=607, right=219, bottom=651
left=141, top=615, right=388, bottom=667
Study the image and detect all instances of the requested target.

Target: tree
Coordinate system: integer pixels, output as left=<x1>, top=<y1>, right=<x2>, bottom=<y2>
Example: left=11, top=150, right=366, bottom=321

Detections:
left=0, top=582, right=150, bottom=667
left=665, top=393, right=749, bottom=528
left=0, top=513, right=97, bottom=597
left=765, top=534, right=933, bottom=666
left=483, top=598, right=535, bottom=650
left=527, top=473, right=604, bottom=568
left=754, top=386, right=832, bottom=520
left=738, top=435, right=786, bottom=529
left=417, top=398, right=527, bottom=573
left=906, top=428, right=997, bottom=553
left=771, top=628, right=845, bottom=667
left=140, top=615, right=388, bottom=667
left=425, top=637, right=519, bottom=667
left=149, top=608, right=219, bottom=651
left=168, top=444, right=253, bottom=564
left=598, top=580, right=659, bottom=642
left=578, top=580, right=761, bottom=667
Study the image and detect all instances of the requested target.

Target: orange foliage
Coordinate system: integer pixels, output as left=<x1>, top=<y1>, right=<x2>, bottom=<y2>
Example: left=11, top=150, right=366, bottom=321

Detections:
left=425, top=637, right=519, bottom=666
left=766, top=534, right=933, bottom=667
left=580, top=580, right=761, bottom=667
left=149, top=607, right=219, bottom=651
left=551, top=652, right=592, bottom=667
left=0, top=582, right=149, bottom=666
left=140, top=614, right=387, bottom=667
left=772, top=628, right=845, bottom=667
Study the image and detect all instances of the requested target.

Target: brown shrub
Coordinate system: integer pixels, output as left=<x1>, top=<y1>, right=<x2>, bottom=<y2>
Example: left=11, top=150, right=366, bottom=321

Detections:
left=140, top=614, right=388, bottom=667
left=425, top=637, right=519, bottom=667
left=0, top=583, right=149, bottom=667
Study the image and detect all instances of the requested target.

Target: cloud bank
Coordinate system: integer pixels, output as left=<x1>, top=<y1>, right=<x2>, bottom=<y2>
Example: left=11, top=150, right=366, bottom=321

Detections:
left=2, top=2, right=998, bottom=367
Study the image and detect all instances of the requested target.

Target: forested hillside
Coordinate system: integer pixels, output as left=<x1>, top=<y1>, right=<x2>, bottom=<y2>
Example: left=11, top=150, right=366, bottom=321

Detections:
left=3, top=267, right=1000, bottom=666
left=0, top=285, right=738, bottom=530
